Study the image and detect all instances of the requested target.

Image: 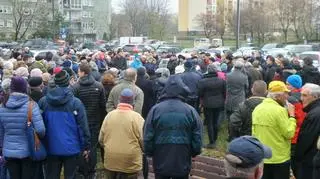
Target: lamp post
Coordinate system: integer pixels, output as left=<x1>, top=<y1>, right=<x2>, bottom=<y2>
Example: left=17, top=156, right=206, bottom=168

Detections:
left=236, top=0, right=240, bottom=50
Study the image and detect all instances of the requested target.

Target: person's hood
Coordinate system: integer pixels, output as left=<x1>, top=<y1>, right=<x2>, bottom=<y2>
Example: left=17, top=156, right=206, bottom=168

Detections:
left=160, top=75, right=191, bottom=100
left=5, top=93, right=28, bottom=109
left=46, top=87, right=73, bottom=106
left=79, top=74, right=95, bottom=86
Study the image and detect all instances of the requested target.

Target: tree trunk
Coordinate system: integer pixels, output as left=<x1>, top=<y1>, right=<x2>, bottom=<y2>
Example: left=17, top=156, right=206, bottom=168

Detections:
left=284, top=30, right=288, bottom=44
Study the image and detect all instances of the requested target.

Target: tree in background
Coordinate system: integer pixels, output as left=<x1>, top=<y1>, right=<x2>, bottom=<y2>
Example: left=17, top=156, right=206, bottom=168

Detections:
left=10, top=0, right=47, bottom=41
left=32, top=11, right=65, bottom=39
left=194, top=13, right=216, bottom=39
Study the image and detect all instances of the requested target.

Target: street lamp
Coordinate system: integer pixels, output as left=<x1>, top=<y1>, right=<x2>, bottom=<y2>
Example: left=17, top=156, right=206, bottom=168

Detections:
left=236, top=0, right=240, bottom=50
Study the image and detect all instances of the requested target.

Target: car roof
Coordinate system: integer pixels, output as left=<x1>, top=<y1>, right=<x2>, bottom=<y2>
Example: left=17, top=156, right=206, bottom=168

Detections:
left=300, top=51, right=320, bottom=55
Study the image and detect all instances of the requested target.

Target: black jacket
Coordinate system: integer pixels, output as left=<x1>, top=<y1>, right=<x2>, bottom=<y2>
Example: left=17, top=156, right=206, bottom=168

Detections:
left=198, top=72, right=225, bottom=109
left=229, top=97, right=264, bottom=140
left=72, top=74, right=106, bottom=128
left=296, top=99, right=320, bottom=167
left=136, top=75, right=156, bottom=118
left=29, top=87, right=43, bottom=103
left=300, top=65, right=320, bottom=85
left=111, top=56, right=127, bottom=70
left=263, top=64, right=277, bottom=85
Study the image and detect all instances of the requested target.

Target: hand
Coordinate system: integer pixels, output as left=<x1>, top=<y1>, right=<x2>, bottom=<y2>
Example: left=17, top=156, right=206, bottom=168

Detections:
left=287, top=102, right=295, bottom=117
left=83, top=150, right=90, bottom=162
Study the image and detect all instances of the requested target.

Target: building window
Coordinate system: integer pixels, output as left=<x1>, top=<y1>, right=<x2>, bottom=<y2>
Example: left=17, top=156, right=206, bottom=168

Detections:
left=70, top=0, right=81, bottom=9
left=0, top=20, right=4, bottom=27
left=6, top=20, right=12, bottom=28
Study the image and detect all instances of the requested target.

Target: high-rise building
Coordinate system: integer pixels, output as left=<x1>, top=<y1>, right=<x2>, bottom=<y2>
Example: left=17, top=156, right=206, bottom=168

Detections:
left=178, top=0, right=217, bottom=34
left=0, top=0, right=111, bottom=41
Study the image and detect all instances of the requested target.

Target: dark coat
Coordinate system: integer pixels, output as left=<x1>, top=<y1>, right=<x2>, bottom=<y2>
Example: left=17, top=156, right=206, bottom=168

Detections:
left=136, top=75, right=156, bottom=119
left=299, top=65, right=320, bottom=85
left=111, top=56, right=127, bottom=70
left=181, top=70, right=202, bottom=101
left=225, top=70, right=249, bottom=112
left=144, top=75, right=203, bottom=177
left=29, top=87, right=43, bottom=103
left=72, top=75, right=106, bottom=129
left=91, top=70, right=101, bottom=82
left=198, top=72, right=225, bottom=109
left=263, top=64, right=277, bottom=85
left=296, top=99, right=320, bottom=168
left=230, top=97, right=265, bottom=140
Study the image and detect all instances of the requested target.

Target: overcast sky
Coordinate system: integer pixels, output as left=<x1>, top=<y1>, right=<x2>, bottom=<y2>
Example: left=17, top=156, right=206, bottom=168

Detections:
left=112, top=0, right=178, bottom=13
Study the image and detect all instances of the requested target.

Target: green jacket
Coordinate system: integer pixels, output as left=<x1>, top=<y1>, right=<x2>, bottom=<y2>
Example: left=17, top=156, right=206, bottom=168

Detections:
left=106, top=80, right=144, bottom=114
left=28, top=61, right=47, bottom=73
left=252, top=98, right=296, bottom=164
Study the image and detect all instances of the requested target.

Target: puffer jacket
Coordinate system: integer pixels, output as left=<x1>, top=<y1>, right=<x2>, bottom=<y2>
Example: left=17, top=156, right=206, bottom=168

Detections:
left=72, top=74, right=106, bottom=127
left=0, top=93, right=45, bottom=158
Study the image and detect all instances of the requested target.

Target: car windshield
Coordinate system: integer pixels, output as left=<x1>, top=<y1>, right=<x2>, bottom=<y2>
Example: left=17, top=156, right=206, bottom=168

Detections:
left=262, top=44, right=276, bottom=49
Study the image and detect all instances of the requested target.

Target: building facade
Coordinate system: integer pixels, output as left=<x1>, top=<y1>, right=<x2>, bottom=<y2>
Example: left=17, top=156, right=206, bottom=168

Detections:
left=0, top=0, right=111, bottom=41
left=178, top=0, right=217, bottom=34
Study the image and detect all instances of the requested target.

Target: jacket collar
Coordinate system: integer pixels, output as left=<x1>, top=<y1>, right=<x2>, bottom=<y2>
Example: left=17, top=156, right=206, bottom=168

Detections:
left=303, top=98, right=320, bottom=113
left=117, top=103, right=133, bottom=110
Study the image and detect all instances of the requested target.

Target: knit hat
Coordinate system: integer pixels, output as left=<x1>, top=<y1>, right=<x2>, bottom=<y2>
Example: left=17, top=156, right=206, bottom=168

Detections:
left=42, top=73, right=51, bottom=84
left=54, top=70, right=70, bottom=87
left=63, top=67, right=74, bottom=77
left=30, top=68, right=43, bottom=78
left=53, top=67, right=62, bottom=75
left=120, top=88, right=134, bottom=105
left=137, top=67, right=146, bottom=76
left=28, top=77, right=43, bottom=87
left=175, top=65, right=185, bottom=74
left=184, top=59, right=194, bottom=69
left=14, top=67, right=29, bottom=78
left=287, top=75, right=302, bottom=89
left=10, top=76, right=27, bottom=94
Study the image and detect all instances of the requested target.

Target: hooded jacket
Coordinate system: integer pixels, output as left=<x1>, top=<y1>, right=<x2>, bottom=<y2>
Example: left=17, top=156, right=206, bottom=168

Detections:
left=38, top=87, right=90, bottom=156
left=0, top=93, right=45, bottom=158
left=181, top=69, right=202, bottom=101
left=300, top=65, right=320, bottom=85
left=144, top=75, right=203, bottom=177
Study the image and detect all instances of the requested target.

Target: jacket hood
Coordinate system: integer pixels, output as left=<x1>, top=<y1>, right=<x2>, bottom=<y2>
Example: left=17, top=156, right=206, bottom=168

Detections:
left=46, top=87, right=73, bottom=106
left=160, top=75, right=191, bottom=100
left=5, top=93, right=29, bottom=109
left=79, top=74, right=95, bottom=86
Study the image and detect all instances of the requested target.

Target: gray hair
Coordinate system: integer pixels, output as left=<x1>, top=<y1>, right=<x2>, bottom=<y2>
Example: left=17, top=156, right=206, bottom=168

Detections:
left=234, top=60, right=245, bottom=69
left=267, top=92, right=285, bottom=100
left=302, top=83, right=320, bottom=98
left=123, top=68, right=137, bottom=82
left=224, top=157, right=262, bottom=178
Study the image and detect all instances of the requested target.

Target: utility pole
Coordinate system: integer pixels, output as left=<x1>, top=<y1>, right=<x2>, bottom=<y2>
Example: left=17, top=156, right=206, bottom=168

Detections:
left=52, top=0, right=55, bottom=40
left=236, top=0, right=240, bottom=50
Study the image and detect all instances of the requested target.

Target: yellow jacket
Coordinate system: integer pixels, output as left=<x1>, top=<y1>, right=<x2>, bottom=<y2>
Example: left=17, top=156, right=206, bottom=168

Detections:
left=252, top=98, right=296, bottom=164
left=99, top=103, right=145, bottom=173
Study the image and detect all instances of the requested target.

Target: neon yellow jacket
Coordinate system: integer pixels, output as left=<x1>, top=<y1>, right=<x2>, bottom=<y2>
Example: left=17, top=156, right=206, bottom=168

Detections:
left=252, top=98, right=296, bottom=164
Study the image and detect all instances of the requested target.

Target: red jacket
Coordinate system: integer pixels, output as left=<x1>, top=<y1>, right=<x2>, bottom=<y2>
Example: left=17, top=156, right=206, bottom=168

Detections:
left=288, top=89, right=306, bottom=144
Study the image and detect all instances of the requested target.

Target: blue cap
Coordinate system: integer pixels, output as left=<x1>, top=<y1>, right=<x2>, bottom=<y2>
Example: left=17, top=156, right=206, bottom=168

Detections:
left=120, top=88, right=134, bottom=105
left=226, top=136, right=272, bottom=168
left=287, top=74, right=302, bottom=89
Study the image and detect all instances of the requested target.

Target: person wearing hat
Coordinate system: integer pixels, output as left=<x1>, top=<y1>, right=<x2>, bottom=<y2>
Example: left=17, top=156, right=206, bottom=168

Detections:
left=224, top=136, right=272, bottom=179
left=28, top=76, right=43, bottom=102
left=252, top=81, right=297, bottom=179
left=38, top=70, right=90, bottom=179
left=286, top=74, right=306, bottom=177
left=99, top=88, right=144, bottom=179
left=0, top=77, right=45, bottom=179
left=295, top=83, right=320, bottom=179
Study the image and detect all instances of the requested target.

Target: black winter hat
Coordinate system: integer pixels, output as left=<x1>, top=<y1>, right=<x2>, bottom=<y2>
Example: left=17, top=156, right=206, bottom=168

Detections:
left=54, top=70, right=70, bottom=87
left=28, top=77, right=43, bottom=87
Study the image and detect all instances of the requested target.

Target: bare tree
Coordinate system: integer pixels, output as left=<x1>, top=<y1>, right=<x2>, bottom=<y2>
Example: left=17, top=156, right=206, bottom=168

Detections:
left=215, top=7, right=225, bottom=43
left=195, top=13, right=216, bottom=39
left=10, top=0, right=46, bottom=41
left=273, top=0, right=292, bottom=43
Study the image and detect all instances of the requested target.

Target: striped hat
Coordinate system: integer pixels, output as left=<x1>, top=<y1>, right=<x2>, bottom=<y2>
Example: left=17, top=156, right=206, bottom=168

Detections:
left=54, top=70, right=70, bottom=87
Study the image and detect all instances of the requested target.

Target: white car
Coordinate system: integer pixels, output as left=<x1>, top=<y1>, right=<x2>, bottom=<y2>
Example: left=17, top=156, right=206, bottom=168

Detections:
left=233, top=47, right=259, bottom=57
left=176, top=48, right=195, bottom=58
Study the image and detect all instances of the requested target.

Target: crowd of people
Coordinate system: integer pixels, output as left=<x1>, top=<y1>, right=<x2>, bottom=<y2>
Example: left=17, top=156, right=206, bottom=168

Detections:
left=0, top=46, right=319, bottom=179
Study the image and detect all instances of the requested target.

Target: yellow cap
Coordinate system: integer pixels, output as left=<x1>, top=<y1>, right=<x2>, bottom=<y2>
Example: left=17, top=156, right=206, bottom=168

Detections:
left=268, top=81, right=290, bottom=93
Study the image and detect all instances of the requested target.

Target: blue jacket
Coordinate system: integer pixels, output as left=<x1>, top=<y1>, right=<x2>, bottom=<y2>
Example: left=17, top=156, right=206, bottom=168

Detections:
left=130, top=55, right=143, bottom=69
left=144, top=75, right=203, bottom=177
left=0, top=93, right=45, bottom=158
left=38, top=87, right=90, bottom=156
left=181, top=70, right=202, bottom=100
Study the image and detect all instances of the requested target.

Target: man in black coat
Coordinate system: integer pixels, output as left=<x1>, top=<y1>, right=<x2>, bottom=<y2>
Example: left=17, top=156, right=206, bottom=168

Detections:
left=296, top=83, right=320, bottom=179
left=229, top=80, right=267, bottom=140
left=136, top=67, right=156, bottom=119
left=72, top=63, right=106, bottom=178
left=263, top=56, right=278, bottom=85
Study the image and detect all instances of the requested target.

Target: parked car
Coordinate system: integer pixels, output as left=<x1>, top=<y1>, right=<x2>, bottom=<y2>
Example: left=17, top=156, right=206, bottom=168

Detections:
left=299, top=51, right=320, bottom=70
left=233, top=47, right=260, bottom=57
left=176, top=48, right=195, bottom=58
left=265, top=48, right=290, bottom=58
left=156, top=46, right=181, bottom=55
left=284, top=44, right=313, bottom=56
left=261, top=43, right=284, bottom=53
left=121, top=44, right=155, bottom=54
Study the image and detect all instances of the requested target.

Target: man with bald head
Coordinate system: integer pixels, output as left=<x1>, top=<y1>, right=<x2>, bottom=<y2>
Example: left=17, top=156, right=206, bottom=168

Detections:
left=106, top=68, right=144, bottom=114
